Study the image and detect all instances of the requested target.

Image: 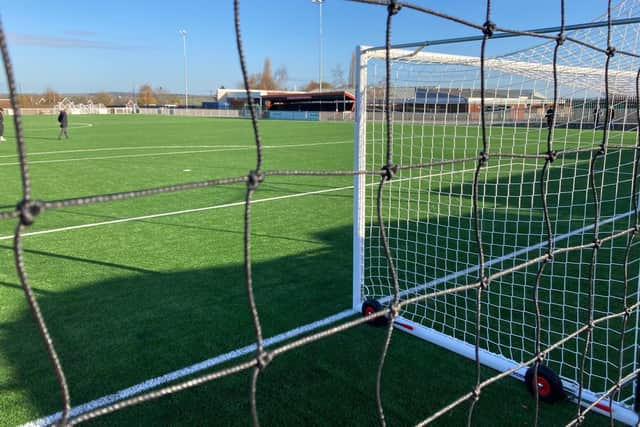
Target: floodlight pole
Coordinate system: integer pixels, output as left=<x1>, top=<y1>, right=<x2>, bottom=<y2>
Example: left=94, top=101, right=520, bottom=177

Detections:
left=312, top=0, right=324, bottom=91
left=179, top=29, right=188, bottom=109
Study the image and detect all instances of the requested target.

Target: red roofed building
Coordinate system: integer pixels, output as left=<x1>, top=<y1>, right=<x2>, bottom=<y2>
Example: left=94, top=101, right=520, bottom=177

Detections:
left=263, top=90, right=355, bottom=112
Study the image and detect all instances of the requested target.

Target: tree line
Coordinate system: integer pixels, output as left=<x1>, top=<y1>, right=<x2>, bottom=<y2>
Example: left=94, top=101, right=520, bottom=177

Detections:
left=243, top=56, right=355, bottom=91
left=13, top=87, right=181, bottom=108
left=12, top=55, right=356, bottom=108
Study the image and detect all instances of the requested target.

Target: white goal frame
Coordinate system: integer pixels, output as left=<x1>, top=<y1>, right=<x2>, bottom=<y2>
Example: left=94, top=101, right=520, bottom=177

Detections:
left=352, top=43, right=640, bottom=425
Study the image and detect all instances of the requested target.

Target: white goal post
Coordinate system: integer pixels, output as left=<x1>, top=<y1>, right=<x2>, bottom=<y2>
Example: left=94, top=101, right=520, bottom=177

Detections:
left=352, top=14, right=640, bottom=425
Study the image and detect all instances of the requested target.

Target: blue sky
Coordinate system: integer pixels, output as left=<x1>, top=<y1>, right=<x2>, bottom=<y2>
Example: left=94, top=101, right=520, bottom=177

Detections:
left=0, top=0, right=612, bottom=95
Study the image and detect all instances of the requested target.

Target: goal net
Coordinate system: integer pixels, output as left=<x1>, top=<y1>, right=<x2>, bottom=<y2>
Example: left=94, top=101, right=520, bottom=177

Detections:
left=4, top=0, right=640, bottom=425
left=353, top=3, right=640, bottom=425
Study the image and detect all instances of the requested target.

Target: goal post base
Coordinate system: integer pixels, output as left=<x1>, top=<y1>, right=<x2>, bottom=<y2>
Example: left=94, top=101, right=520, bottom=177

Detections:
left=393, top=316, right=640, bottom=426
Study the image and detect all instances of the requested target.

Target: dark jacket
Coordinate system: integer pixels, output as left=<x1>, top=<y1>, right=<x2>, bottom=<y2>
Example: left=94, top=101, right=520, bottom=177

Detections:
left=58, top=111, right=68, bottom=128
left=545, top=108, right=554, bottom=120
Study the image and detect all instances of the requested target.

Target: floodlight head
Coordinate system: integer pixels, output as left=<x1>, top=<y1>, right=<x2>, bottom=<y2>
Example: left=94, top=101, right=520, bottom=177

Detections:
left=311, top=0, right=323, bottom=4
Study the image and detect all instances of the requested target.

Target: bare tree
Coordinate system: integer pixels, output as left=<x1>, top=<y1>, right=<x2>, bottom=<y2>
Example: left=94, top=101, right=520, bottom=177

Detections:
left=93, top=92, right=114, bottom=106
left=155, top=86, right=170, bottom=105
left=42, top=88, right=60, bottom=106
left=241, top=59, right=287, bottom=90
left=304, top=80, right=333, bottom=92
left=137, top=84, right=157, bottom=105
left=17, top=94, right=35, bottom=107
left=259, top=58, right=277, bottom=90
left=244, top=73, right=261, bottom=90
left=275, top=66, right=288, bottom=89
left=331, top=64, right=346, bottom=89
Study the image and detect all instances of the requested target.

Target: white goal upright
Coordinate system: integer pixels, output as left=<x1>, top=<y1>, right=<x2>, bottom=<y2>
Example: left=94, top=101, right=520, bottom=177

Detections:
left=353, top=7, right=640, bottom=425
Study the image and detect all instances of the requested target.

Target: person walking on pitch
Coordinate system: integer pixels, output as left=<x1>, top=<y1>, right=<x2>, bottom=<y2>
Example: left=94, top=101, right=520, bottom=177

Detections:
left=57, top=109, right=69, bottom=139
left=0, top=107, right=5, bottom=142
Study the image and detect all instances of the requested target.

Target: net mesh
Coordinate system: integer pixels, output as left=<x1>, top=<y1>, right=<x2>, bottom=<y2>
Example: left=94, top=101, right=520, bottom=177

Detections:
left=357, top=0, right=640, bottom=424
left=360, top=11, right=640, bottom=414
left=1, top=0, right=639, bottom=426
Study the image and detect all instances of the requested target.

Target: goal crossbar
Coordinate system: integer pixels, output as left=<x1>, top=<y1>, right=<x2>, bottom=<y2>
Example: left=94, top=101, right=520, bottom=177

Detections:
left=361, top=48, right=639, bottom=96
left=365, top=17, right=640, bottom=52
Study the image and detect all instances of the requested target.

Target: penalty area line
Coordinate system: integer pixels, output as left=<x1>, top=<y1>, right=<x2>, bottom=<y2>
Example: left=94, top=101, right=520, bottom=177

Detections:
left=0, top=185, right=355, bottom=241
left=22, top=309, right=357, bottom=427
left=0, top=140, right=352, bottom=166
left=0, top=165, right=489, bottom=241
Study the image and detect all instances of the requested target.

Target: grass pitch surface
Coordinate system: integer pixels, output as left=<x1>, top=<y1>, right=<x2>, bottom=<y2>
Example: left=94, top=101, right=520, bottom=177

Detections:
left=0, top=114, right=620, bottom=426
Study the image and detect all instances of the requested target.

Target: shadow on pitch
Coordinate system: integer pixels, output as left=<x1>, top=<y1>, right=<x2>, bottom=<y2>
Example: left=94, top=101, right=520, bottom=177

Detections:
left=25, top=136, right=65, bottom=141
left=0, top=218, right=357, bottom=425
left=0, top=243, right=159, bottom=275
left=2, top=153, right=626, bottom=426
left=0, top=279, right=56, bottom=296
left=53, top=210, right=325, bottom=246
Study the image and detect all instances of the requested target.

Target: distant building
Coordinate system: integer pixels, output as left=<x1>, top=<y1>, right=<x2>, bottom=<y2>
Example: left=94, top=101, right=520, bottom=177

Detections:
left=215, top=89, right=266, bottom=109
left=380, top=87, right=547, bottom=113
left=212, top=88, right=355, bottom=112
left=202, top=101, right=230, bottom=109
left=263, top=91, right=355, bottom=112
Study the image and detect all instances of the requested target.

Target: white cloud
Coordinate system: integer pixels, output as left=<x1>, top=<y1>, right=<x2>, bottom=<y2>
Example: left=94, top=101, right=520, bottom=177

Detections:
left=8, top=32, right=137, bottom=50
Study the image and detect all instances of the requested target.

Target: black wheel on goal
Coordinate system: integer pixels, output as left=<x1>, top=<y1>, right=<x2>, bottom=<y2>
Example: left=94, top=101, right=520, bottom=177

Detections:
left=361, top=299, right=388, bottom=327
left=524, top=364, right=566, bottom=404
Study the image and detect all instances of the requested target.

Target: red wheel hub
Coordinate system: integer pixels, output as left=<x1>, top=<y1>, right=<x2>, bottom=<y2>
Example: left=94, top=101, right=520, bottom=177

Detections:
left=536, top=377, right=552, bottom=397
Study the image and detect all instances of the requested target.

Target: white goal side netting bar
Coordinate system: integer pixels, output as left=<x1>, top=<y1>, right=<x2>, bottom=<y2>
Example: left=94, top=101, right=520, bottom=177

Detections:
left=354, top=0, right=640, bottom=425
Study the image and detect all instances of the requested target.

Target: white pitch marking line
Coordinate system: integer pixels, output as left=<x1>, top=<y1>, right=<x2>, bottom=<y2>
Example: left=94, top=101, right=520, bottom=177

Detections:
left=0, top=185, right=355, bottom=241
left=0, top=140, right=352, bottom=167
left=0, top=165, right=487, bottom=241
left=23, top=309, right=357, bottom=427
left=0, top=148, right=249, bottom=167
left=0, top=146, right=244, bottom=158
left=0, top=139, right=354, bottom=159
left=12, top=122, right=95, bottom=132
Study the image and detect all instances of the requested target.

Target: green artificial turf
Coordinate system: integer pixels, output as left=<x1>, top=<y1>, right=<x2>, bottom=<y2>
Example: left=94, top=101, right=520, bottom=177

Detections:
left=0, top=114, right=630, bottom=426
